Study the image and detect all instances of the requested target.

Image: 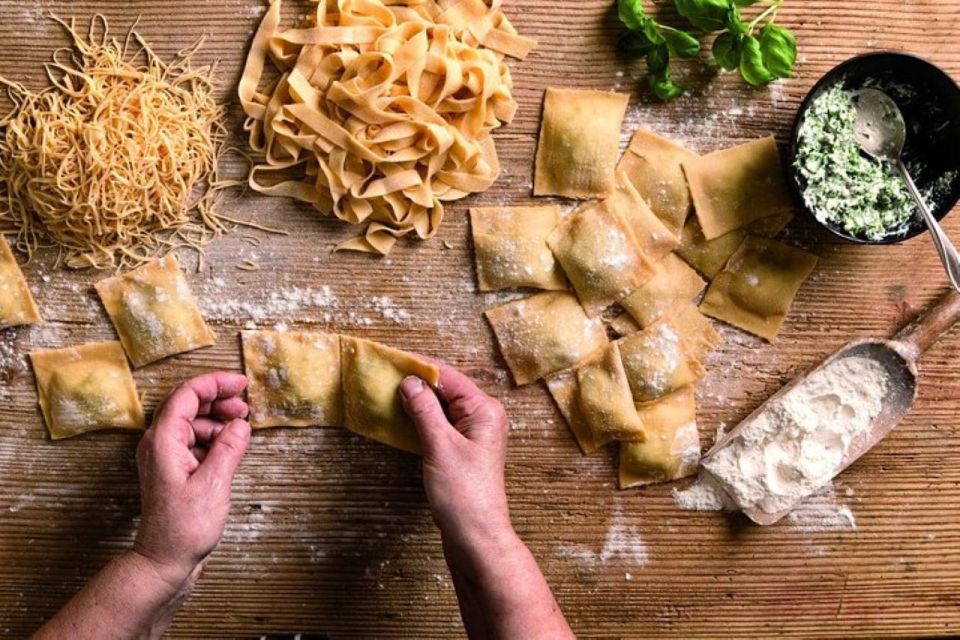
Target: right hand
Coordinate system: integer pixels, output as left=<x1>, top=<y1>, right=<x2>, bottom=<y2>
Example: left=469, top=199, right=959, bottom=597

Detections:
left=400, top=364, right=513, bottom=546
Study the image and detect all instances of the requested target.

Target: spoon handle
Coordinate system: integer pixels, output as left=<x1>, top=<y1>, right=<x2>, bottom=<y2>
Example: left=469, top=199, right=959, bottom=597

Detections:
left=894, top=287, right=960, bottom=358
left=896, top=161, right=960, bottom=293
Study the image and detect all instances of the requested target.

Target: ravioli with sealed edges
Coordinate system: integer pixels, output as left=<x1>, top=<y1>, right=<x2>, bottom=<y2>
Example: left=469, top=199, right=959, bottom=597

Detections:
left=95, top=255, right=215, bottom=368
left=576, top=343, right=645, bottom=443
left=618, top=320, right=705, bottom=402
left=485, top=291, right=609, bottom=385
left=619, top=387, right=700, bottom=488
left=545, top=369, right=609, bottom=455
left=242, top=331, right=343, bottom=429
left=30, top=341, right=145, bottom=440
left=700, top=236, right=818, bottom=341
left=602, top=172, right=679, bottom=262
left=617, top=128, right=698, bottom=237
left=677, top=212, right=793, bottom=279
left=534, top=88, right=629, bottom=198
left=620, top=253, right=706, bottom=327
left=470, top=206, right=566, bottom=291
left=683, top=136, right=794, bottom=240
left=0, top=236, right=41, bottom=329
left=340, top=336, right=440, bottom=454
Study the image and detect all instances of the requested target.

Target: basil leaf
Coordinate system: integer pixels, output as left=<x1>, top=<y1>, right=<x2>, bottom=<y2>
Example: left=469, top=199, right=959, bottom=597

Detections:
left=759, top=23, right=797, bottom=78
left=618, top=31, right=656, bottom=55
left=725, top=4, right=746, bottom=34
left=733, top=0, right=759, bottom=5
left=650, top=69, right=685, bottom=101
left=665, top=29, right=700, bottom=58
left=646, top=44, right=670, bottom=73
left=675, top=0, right=731, bottom=32
left=712, top=31, right=740, bottom=70
left=642, top=16, right=666, bottom=44
left=617, top=0, right=647, bottom=31
left=739, top=35, right=774, bottom=85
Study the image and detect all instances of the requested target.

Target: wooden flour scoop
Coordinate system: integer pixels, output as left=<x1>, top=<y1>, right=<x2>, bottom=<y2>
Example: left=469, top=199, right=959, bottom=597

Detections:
left=701, top=288, right=960, bottom=526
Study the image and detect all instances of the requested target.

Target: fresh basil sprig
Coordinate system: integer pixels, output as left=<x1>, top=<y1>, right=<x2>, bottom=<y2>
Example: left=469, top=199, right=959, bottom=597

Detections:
left=617, top=0, right=797, bottom=100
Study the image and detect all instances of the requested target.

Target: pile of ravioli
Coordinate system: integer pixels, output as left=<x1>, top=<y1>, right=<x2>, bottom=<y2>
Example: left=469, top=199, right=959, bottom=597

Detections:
left=2, top=249, right=438, bottom=451
left=475, top=87, right=819, bottom=489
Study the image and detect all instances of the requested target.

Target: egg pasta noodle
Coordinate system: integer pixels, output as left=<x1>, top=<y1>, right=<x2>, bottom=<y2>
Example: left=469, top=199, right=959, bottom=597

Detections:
left=239, top=0, right=535, bottom=254
left=0, top=16, right=231, bottom=270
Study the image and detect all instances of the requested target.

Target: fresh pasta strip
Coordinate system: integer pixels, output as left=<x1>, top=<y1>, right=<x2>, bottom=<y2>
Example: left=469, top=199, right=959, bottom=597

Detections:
left=547, top=199, right=654, bottom=317
left=546, top=369, right=610, bottom=455
left=618, top=320, right=705, bottom=402
left=682, top=136, right=794, bottom=240
left=677, top=212, right=793, bottom=279
left=0, top=236, right=41, bottom=328
left=620, top=253, right=706, bottom=328
left=95, top=255, right=215, bottom=368
left=619, top=387, right=700, bottom=488
left=239, top=0, right=531, bottom=254
left=242, top=330, right=343, bottom=429
left=533, top=88, right=629, bottom=198
left=340, top=336, right=440, bottom=454
left=470, top=206, right=566, bottom=292
left=576, top=343, right=646, bottom=443
left=485, top=291, right=609, bottom=385
left=29, top=341, right=145, bottom=440
left=700, top=236, right=818, bottom=341
left=617, top=128, right=698, bottom=237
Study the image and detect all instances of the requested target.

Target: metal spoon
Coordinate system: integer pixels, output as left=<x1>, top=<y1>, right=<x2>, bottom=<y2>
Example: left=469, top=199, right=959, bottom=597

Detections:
left=853, top=88, right=960, bottom=292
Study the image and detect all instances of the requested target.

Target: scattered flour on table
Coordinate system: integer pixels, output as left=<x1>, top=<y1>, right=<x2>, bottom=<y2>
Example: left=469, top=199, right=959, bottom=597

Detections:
left=557, top=505, right=648, bottom=567
left=702, top=356, right=889, bottom=514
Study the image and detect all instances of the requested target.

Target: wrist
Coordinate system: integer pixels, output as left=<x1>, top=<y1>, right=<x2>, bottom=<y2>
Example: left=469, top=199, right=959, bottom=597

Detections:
left=125, top=547, right=202, bottom=595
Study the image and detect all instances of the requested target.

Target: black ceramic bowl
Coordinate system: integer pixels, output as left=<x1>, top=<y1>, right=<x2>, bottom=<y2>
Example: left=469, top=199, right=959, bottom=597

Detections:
left=786, top=52, right=960, bottom=244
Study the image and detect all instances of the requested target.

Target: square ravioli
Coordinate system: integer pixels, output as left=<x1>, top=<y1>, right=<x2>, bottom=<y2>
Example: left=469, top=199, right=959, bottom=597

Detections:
left=95, top=255, right=215, bottom=367
left=700, top=236, right=818, bottom=341
left=620, top=253, right=706, bottom=327
left=29, top=341, right=145, bottom=440
left=682, top=136, right=794, bottom=240
left=485, top=291, right=609, bottom=385
left=546, top=368, right=609, bottom=455
left=575, top=343, right=645, bottom=443
left=340, top=336, right=440, bottom=455
left=619, top=387, right=700, bottom=488
left=533, top=88, right=629, bottom=198
left=617, top=319, right=705, bottom=402
left=470, top=205, right=566, bottom=291
left=601, top=172, right=679, bottom=262
left=242, top=331, right=343, bottom=428
left=547, top=199, right=655, bottom=316
left=617, top=128, right=698, bottom=237
left=0, top=236, right=41, bottom=328
left=677, top=212, right=793, bottom=279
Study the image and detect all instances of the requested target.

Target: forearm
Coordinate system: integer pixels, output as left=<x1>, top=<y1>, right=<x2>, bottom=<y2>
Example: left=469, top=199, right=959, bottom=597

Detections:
left=442, top=525, right=573, bottom=640
left=35, top=550, right=198, bottom=640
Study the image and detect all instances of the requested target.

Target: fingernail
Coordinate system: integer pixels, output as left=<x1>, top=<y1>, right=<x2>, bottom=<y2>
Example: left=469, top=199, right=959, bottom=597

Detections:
left=228, top=419, right=251, bottom=438
left=400, top=376, right=425, bottom=400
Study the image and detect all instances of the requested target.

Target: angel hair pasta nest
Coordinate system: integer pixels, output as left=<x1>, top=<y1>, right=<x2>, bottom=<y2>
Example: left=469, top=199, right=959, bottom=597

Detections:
left=239, top=0, right=535, bottom=254
left=0, top=16, right=229, bottom=270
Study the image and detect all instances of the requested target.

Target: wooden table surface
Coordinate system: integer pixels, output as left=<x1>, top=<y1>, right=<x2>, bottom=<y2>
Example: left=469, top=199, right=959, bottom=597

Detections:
left=1, top=0, right=959, bottom=637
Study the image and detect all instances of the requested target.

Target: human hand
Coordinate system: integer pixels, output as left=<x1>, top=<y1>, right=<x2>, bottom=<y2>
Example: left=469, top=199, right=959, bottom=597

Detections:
left=400, top=365, right=513, bottom=549
left=133, top=372, right=252, bottom=587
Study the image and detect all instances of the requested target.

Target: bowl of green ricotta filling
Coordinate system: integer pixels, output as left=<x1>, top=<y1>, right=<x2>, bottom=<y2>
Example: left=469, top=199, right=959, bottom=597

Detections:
left=788, top=53, right=960, bottom=243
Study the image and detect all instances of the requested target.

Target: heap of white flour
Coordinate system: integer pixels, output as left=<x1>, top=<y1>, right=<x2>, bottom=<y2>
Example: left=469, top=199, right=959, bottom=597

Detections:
left=700, top=356, right=890, bottom=514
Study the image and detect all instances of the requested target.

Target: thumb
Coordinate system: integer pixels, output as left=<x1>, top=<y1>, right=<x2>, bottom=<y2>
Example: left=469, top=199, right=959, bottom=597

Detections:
left=400, top=376, right=454, bottom=457
left=195, top=418, right=251, bottom=488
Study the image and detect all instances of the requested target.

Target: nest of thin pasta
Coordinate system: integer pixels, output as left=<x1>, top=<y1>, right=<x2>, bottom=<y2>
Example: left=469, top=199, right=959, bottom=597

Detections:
left=0, top=16, right=229, bottom=270
left=240, top=0, right=535, bottom=254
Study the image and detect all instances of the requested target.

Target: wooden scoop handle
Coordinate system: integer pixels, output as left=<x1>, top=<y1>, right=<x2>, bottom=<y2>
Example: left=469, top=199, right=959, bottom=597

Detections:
left=894, top=288, right=960, bottom=357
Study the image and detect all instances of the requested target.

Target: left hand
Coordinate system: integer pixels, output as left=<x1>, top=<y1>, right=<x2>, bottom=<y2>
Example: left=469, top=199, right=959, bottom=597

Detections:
left=133, top=372, right=252, bottom=587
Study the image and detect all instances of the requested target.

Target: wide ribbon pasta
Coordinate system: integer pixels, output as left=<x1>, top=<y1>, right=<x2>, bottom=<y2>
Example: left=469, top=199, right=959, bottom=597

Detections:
left=239, top=0, right=533, bottom=254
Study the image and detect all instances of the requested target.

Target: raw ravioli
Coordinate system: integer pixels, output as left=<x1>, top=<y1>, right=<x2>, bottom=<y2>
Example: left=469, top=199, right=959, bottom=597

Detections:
left=618, top=320, right=705, bottom=402
left=677, top=212, right=793, bottom=279
left=620, top=253, right=706, bottom=327
left=576, top=343, right=645, bottom=442
left=0, top=236, right=41, bottom=328
left=619, top=387, right=700, bottom=488
left=470, top=205, right=566, bottom=291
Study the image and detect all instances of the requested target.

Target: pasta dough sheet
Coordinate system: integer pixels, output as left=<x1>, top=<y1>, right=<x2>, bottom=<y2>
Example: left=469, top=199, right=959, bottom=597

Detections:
left=0, top=236, right=41, bottom=328
left=546, top=368, right=610, bottom=455
left=341, top=336, right=440, bottom=455
left=470, top=206, right=566, bottom=291
left=30, top=341, right=145, bottom=440
left=576, top=343, right=645, bottom=443
left=618, top=319, right=705, bottom=402
left=95, top=255, right=215, bottom=368
left=617, top=128, right=698, bottom=237
left=677, top=212, right=793, bottom=279
left=683, top=136, right=794, bottom=240
left=619, top=387, right=700, bottom=488
left=534, top=88, right=629, bottom=198
left=485, top=291, right=609, bottom=385
left=242, top=331, right=343, bottom=429
left=620, top=253, right=706, bottom=327
left=547, top=198, right=654, bottom=316
left=700, top=236, right=818, bottom=341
